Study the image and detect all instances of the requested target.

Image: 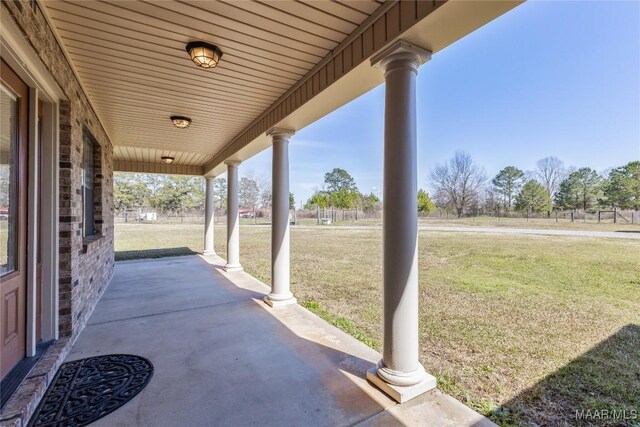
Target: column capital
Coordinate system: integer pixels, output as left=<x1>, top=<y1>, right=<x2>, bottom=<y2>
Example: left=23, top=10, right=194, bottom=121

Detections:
left=266, top=127, right=295, bottom=141
left=225, top=160, right=241, bottom=167
left=205, top=175, right=216, bottom=182
left=371, top=40, right=431, bottom=75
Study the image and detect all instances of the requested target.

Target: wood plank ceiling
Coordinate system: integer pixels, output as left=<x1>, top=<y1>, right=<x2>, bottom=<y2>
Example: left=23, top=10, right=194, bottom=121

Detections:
left=43, top=0, right=384, bottom=168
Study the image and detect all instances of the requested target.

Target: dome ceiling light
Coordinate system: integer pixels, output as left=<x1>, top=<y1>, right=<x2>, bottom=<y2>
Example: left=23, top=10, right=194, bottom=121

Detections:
left=170, top=116, right=191, bottom=129
left=186, top=41, right=223, bottom=68
left=161, top=156, right=175, bottom=164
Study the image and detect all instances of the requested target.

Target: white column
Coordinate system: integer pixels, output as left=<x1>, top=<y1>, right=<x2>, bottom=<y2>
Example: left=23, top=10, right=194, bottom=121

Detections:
left=203, top=176, right=216, bottom=256
left=265, top=128, right=296, bottom=307
left=366, top=40, right=436, bottom=403
left=225, top=161, right=242, bottom=271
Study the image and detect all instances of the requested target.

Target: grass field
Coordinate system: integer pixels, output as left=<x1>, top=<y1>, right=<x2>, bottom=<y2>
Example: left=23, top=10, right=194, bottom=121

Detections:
left=114, top=222, right=640, bottom=426
left=420, top=215, right=640, bottom=232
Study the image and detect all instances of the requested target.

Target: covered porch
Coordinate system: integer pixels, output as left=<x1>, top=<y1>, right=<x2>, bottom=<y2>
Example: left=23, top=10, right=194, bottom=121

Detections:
left=1, top=0, right=523, bottom=424
left=66, top=254, right=492, bottom=426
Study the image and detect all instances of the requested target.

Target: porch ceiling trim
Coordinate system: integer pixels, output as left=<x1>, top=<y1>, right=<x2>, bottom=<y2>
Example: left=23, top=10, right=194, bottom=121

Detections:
left=203, top=0, right=446, bottom=176
left=113, top=160, right=203, bottom=176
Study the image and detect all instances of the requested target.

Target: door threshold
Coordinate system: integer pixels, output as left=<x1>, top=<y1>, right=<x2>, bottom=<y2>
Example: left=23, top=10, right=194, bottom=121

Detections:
left=0, top=340, right=53, bottom=408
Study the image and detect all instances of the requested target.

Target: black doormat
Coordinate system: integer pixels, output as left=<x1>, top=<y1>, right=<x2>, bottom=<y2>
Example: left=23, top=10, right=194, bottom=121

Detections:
left=28, top=354, right=154, bottom=427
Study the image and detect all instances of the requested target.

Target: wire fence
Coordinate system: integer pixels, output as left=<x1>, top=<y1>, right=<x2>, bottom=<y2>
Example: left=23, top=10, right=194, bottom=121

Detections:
left=113, top=208, right=274, bottom=225
left=115, top=210, right=206, bottom=224
left=114, top=208, right=640, bottom=226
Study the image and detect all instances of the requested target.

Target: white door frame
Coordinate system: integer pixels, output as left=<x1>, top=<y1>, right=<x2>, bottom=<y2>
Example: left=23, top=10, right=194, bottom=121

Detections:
left=1, top=4, right=65, bottom=354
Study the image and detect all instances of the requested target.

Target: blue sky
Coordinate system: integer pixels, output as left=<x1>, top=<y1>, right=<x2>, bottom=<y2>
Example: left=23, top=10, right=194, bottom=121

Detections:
left=236, top=1, right=640, bottom=207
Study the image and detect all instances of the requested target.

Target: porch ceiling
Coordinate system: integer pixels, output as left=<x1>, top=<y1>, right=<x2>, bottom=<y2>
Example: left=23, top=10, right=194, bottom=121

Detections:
left=42, top=1, right=522, bottom=175
left=42, top=0, right=384, bottom=168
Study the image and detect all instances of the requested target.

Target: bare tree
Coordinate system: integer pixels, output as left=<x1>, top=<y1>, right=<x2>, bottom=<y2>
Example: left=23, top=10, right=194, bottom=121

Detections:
left=429, top=151, right=487, bottom=218
left=536, top=157, right=565, bottom=198
left=259, top=175, right=272, bottom=211
left=481, top=187, right=500, bottom=215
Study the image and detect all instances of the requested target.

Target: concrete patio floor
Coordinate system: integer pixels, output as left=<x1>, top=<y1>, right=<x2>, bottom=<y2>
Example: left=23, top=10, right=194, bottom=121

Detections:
left=66, top=255, right=495, bottom=427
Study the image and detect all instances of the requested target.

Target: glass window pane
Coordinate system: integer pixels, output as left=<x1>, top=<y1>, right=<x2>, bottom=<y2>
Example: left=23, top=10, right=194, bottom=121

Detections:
left=83, top=135, right=94, bottom=190
left=0, top=85, right=18, bottom=275
left=82, top=133, right=95, bottom=237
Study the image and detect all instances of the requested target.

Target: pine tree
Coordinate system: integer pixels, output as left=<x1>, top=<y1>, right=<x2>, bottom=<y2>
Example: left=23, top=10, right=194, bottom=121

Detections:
left=492, top=166, right=525, bottom=211
left=602, top=161, right=640, bottom=209
left=515, top=180, right=552, bottom=213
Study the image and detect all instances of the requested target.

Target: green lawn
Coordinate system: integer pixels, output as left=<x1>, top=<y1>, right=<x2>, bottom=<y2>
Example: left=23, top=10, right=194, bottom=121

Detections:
left=115, top=222, right=640, bottom=426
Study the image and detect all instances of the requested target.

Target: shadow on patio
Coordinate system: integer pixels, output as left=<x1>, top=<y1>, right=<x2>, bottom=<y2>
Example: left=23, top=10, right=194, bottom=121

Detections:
left=66, top=255, right=494, bottom=427
left=114, top=247, right=199, bottom=262
left=491, top=324, right=640, bottom=426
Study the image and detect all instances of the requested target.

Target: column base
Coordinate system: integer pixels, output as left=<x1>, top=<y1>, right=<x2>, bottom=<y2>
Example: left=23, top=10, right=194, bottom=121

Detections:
left=202, top=251, right=217, bottom=256
left=224, top=264, right=243, bottom=272
left=367, top=363, right=436, bottom=403
left=263, top=295, right=297, bottom=307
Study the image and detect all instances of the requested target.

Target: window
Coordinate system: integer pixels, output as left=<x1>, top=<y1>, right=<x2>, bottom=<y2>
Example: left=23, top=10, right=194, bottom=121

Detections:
left=0, top=84, right=18, bottom=274
left=82, top=131, right=97, bottom=237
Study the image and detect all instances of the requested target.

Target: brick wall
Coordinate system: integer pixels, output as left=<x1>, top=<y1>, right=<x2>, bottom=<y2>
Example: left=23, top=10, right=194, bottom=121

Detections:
left=3, top=1, right=115, bottom=338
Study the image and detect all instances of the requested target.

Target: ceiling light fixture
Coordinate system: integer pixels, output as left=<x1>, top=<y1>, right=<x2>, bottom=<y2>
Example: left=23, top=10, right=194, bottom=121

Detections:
left=170, top=116, right=191, bottom=129
left=161, top=156, right=175, bottom=164
left=186, top=41, right=223, bottom=68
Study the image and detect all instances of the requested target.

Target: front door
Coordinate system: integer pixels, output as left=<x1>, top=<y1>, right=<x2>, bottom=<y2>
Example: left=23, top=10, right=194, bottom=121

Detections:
left=0, top=59, right=29, bottom=379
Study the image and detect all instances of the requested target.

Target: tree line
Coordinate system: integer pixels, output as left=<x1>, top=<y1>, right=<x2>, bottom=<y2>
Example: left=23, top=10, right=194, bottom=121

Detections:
left=114, top=174, right=205, bottom=214
left=303, top=168, right=438, bottom=215
left=114, top=173, right=294, bottom=216
left=114, top=155, right=638, bottom=219
left=303, top=168, right=381, bottom=211
left=430, top=152, right=639, bottom=217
